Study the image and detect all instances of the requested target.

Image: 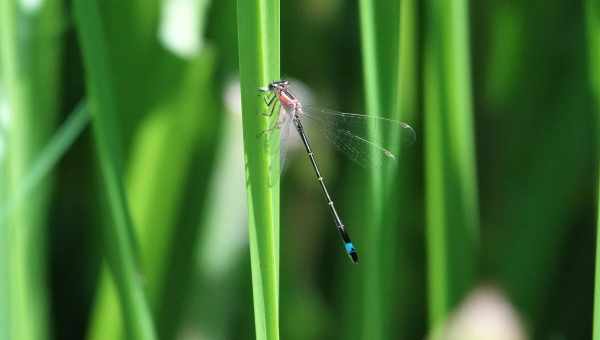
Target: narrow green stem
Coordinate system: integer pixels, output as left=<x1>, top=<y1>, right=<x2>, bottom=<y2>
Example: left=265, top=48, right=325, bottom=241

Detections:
left=595, top=177, right=600, bottom=340
left=87, top=13, right=216, bottom=340
left=586, top=1, right=600, bottom=339
left=424, top=0, right=479, bottom=328
left=0, top=103, right=89, bottom=222
left=0, top=1, right=63, bottom=339
left=393, top=0, right=422, bottom=338
left=236, top=0, right=280, bottom=339
left=73, top=1, right=157, bottom=339
left=358, top=0, right=384, bottom=336
left=358, top=1, right=411, bottom=340
left=359, top=0, right=384, bottom=119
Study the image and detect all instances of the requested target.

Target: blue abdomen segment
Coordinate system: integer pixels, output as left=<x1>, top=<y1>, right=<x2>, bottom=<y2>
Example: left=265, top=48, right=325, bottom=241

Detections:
left=345, top=242, right=355, bottom=254
left=345, top=242, right=359, bottom=263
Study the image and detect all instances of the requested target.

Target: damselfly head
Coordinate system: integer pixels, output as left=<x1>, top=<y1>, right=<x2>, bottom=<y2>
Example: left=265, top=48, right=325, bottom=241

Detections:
left=268, top=79, right=290, bottom=91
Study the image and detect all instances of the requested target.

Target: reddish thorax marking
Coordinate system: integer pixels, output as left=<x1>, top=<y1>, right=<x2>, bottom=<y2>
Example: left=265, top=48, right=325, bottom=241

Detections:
left=276, top=88, right=300, bottom=112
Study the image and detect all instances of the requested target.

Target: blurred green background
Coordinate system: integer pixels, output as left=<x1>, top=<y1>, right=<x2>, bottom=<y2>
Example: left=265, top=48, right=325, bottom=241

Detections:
left=0, top=0, right=598, bottom=340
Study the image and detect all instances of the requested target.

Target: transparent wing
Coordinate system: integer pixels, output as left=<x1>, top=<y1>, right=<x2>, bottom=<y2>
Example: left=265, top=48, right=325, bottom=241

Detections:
left=261, top=104, right=298, bottom=175
left=300, top=105, right=416, bottom=168
left=278, top=108, right=294, bottom=173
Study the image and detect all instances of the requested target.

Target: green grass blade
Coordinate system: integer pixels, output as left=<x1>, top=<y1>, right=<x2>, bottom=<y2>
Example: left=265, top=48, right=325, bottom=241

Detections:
left=0, top=103, right=89, bottom=221
left=357, top=3, right=389, bottom=339
left=0, top=1, right=63, bottom=339
left=424, top=0, right=479, bottom=328
left=236, top=0, right=280, bottom=339
left=359, top=0, right=384, bottom=120
left=73, top=2, right=157, bottom=340
left=358, top=1, right=417, bottom=339
left=394, top=0, right=425, bottom=338
left=587, top=1, right=600, bottom=339
left=86, top=1, right=216, bottom=336
left=595, top=174, right=600, bottom=340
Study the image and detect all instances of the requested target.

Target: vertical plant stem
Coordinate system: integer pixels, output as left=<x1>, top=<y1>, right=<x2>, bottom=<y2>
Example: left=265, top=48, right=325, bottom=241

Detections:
left=0, top=1, right=63, bottom=339
left=587, top=1, right=600, bottom=339
left=0, top=103, right=89, bottom=221
left=397, top=0, right=417, bottom=118
left=86, top=2, right=216, bottom=336
left=359, top=1, right=413, bottom=339
left=595, top=165, right=600, bottom=340
left=73, top=1, right=157, bottom=340
left=0, top=83, right=6, bottom=340
left=357, top=7, right=384, bottom=337
left=394, top=0, right=425, bottom=337
left=358, top=2, right=385, bottom=338
left=424, top=0, right=479, bottom=329
left=236, top=0, right=280, bottom=339
left=87, top=54, right=216, bottom=340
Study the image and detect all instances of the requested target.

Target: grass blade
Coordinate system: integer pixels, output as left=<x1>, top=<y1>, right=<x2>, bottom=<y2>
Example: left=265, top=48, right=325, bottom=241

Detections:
left=357, top=3, right=391, bottom=339
left=0, top=1, right=63, bottom=339
left=86, top=1, right=216, bottom=337
left=393, top=0, right=426, bottom=338
left=0, top=103, right=89, bottom=221
left=424, top=0, right=479, bottom=329
left=236, top=0, right=280, bottom=339
left=73, top=2, right=157, bottom=339
left=358, top=1, right=417, bottom=339
left=587, top=1, right=600, bottom=338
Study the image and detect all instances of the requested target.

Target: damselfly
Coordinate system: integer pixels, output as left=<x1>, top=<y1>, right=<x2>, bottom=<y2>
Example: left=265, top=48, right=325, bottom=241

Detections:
left=259, top=80, right=415, bottom=264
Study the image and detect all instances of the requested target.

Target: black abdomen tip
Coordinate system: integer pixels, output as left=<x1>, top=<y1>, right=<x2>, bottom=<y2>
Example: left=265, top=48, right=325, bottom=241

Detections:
left=349, top=251, right=359, bottom=264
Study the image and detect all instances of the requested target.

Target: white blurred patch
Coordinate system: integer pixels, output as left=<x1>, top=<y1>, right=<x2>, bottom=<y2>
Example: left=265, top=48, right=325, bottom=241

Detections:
left=287, top=78, right=314, bottom=106
left=159, top=0, right=206, bottom=58
left=177, top=326, right=203, bottom=340
left=198, top=77, right=247, bottom=277
left=20, top=0, right=43, bottom=13
left=438, top=286, right=528, bottom=340
left=223, top=77, right=242, bottom=119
